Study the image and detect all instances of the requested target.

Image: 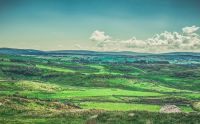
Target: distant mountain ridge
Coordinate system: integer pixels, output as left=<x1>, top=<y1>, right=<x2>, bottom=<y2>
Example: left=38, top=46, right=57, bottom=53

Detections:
left=0, top=47, right=200, bottom=56
left=0, top=48, right=46, bottom=55
left=160, top=52, right=200, bottom=56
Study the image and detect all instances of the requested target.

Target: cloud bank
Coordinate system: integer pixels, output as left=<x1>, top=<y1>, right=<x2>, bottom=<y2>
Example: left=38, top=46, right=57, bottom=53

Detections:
left=90, top=26, right=200, bottom=52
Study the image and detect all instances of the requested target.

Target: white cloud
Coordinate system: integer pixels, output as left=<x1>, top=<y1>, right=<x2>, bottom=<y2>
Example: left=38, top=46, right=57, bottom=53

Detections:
left=90, top=26, right=200, bottom=52
left=182, top=25, right=199, bottom=34
left=146, top=31, right=200, bottom=52
left=90, top=30, right=111, bottom=41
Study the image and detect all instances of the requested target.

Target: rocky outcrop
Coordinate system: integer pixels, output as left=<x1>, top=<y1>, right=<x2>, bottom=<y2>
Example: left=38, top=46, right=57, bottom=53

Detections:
left=160, top=105, right=181, bottom=113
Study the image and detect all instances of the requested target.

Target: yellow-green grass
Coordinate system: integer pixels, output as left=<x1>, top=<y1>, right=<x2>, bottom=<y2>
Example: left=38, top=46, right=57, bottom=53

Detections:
left=88, top=64, right=121, bottom=75
left=80, top=102, right=161, bottom=111
left=0, top=80, right=196, bottom=112
left=107, top=78, right=191, bottom=93
left=80, top=102, right=194, bottom=112
left=192, top=102, right=200, bottom=111
left=0, top=91, right=16, bottom=95
left=19, top=88, right=164, bottom=99
left=181, top=93, right=200, bottom=99
left=16, top=80, right=63, bottom=92
left=36, top=65, right=75, bottom=73
left=66, top=95, right=121, bottom=102
left=89, top=64, right=145, bottom=75
left=178, top=105, right=194, bottom=112
left=88, top=64, right=107, bottom=74
left=0, top=81, right=19, bottom=95
left=0, top=61, right=31, bottom=67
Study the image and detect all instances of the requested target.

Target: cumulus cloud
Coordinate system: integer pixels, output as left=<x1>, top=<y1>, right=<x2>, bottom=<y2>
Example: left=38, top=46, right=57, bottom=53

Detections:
left=90, top=26, right=200, bottom=52
left=182, top=25, right=199, bottom=34
left=146, top=31, right=200, bottom=52
left=90, top=30, right=111, bottom=41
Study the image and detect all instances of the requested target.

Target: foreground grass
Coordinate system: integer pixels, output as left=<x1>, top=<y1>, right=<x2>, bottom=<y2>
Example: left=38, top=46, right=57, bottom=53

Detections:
left=0, top=109, right=199, bottom=124
left=0, top=79, right=198, bottom=113
left=80, top=102, right=161, bottom=111
left=19, top=87, right=163, bottom=99
left=80, top=102, right=194, bottom=112
left=0, top=54, right=200, bottom=123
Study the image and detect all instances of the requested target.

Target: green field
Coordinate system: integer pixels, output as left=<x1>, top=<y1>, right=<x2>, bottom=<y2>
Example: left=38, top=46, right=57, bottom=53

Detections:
left=0, top=53, right=200, bottom=123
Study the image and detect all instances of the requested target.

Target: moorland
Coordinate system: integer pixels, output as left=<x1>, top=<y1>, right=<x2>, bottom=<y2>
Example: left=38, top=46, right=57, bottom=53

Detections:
left=0, top=48, right=200, bottom=124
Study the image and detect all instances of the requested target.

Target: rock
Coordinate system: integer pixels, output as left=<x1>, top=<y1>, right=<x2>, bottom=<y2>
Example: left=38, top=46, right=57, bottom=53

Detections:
left=160, top=105, right=181, bottom=113
left=85, top=115, right=98, bottom=124
left=146, top=119, right=153, bottom=124
left=89, top=115, right=98, bottom=119
left=193, top=101, right=200, bottom=111
left=128, top=113, right=135, bottom=117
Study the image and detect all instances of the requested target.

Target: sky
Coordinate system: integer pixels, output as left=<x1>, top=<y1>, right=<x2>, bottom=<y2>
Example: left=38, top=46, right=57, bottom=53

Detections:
left=0, top=0, right=200, bottom=52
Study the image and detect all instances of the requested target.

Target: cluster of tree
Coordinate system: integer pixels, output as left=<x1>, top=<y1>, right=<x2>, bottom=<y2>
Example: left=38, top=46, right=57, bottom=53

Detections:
left=0, top=65, right=42, bottom=77
left=174, top=71, right=200, bottom=78
left=133, top=60, right=170, bottom=64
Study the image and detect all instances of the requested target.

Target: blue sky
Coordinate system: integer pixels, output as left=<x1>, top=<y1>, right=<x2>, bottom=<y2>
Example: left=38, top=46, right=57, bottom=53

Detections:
left=0, top=0, right=200, bottom=52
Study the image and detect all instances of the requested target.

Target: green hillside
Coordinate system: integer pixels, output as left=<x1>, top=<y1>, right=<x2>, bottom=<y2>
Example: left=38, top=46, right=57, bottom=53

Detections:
left=0, top=53, right=200, bottom=123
